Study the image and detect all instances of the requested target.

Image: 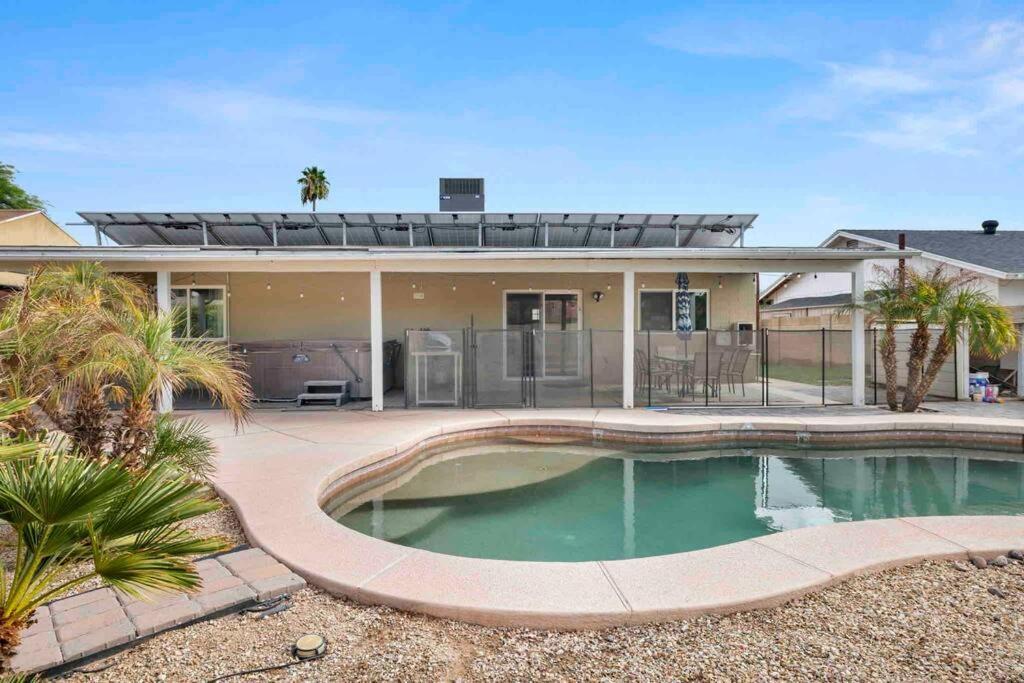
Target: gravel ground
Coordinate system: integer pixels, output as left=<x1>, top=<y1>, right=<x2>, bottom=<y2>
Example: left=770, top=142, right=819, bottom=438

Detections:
left=57, top=507, right=1024, bottom=682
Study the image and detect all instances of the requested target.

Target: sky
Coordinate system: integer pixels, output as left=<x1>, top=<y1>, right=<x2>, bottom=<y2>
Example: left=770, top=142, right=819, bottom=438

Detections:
left=2, top=0, right=1023, bottom=247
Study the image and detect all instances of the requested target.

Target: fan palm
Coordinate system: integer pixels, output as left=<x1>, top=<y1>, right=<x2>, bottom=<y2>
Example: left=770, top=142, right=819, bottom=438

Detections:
left=0, top=440, right=225, bottom=664
left=297, top=166, right=329, bottom=211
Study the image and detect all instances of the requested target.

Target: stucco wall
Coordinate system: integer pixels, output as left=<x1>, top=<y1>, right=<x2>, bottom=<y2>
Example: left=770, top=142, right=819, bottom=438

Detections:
left=170, top=271, right=758, bottom=342
left=0, top=213, right=78, bottom=246
left=766, top=234, right=1000, bottom=305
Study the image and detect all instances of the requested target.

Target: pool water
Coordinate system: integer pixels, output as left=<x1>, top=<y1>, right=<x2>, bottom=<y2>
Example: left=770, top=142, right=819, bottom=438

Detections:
left=327, top=442, right=1024, bottom=562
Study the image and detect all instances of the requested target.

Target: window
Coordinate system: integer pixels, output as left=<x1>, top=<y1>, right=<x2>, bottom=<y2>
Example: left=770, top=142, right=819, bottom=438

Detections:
left=170, top=286, right=227, bottom=339
left=639, top=290, right=708, bottom=331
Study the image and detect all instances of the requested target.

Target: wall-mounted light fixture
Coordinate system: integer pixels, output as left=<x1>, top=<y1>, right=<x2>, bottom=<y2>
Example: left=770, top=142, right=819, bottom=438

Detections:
left=592, top=291, right=605, bottom=303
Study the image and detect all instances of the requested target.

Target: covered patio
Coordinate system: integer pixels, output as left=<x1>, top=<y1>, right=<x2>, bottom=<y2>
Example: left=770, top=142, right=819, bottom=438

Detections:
left=0, top=250, right=902, bottom=413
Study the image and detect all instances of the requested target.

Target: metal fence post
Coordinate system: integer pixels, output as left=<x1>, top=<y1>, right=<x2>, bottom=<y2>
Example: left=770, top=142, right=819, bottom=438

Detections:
left=764, top=329, right=770, bottom=407
left=646, top=331, right=652, bottom=407
left=704, top=332, right=710, bottom=407
left=872, top=328, right=878, bottom=406
left=821, top=328, right=826, bottom=405
left=589, top=330, right=595, bottom=408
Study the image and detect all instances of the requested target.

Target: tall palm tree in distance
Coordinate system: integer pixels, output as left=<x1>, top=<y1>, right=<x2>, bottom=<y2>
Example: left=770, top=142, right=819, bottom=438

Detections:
left=298, top=166, right=330, bottom=211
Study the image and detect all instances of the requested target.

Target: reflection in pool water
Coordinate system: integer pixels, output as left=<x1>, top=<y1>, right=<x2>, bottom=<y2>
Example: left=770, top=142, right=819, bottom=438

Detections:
left=326, top=443, right=1024, bottom=562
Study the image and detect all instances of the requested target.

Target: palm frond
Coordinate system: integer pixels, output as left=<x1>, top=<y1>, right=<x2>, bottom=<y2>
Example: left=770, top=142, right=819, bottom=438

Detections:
left=147, top=415, right=217, bottom=479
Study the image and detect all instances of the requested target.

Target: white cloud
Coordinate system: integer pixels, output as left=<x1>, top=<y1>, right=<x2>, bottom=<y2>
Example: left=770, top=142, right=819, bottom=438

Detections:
left=849, top=113, right=979, bottom=156
left=786, top=19, right=1024, bottom=155
left=153, top=84, right=396, bottom=128
left=647, top=22, right=797, bottom=60
left=827, top=64, right=933, bottom=94
left=0, top=131, right=88, bottom=152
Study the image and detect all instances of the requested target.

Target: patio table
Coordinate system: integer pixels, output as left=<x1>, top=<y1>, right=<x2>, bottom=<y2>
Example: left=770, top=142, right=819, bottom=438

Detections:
left=654, top=354, right=694, bottom=397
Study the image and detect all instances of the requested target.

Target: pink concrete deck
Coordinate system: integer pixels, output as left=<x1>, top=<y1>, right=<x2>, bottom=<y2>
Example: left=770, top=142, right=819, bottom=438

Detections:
left=199, top=408, right=1024, bottom=629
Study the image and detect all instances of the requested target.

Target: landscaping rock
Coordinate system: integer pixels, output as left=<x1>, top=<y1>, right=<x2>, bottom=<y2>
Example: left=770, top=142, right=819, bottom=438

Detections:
left=988, top=587, right=1006, bottom=599
left=990, top=556, right=1010, bottom=568
left=971, top=555, right=988, bottom=569
left=1008, top=549, right=1024, bottom=561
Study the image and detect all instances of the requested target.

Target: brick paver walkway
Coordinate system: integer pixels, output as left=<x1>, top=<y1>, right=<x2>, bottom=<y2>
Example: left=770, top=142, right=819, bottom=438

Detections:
left=11, top=547, right=305, bottom=675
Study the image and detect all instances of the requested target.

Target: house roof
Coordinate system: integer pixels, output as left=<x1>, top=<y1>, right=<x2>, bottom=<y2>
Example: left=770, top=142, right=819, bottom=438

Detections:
left=762, top=292, right=852, bottom=311
left=79, top=211, right=757, bottom=249
left=841, top=229, right=1024, bottom=275
left=0, top=209, right=40, bottom=223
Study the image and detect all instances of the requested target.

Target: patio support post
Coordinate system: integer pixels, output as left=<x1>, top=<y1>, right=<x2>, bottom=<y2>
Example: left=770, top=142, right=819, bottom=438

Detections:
left=370, top=270, right=384, bottom=411
left=955, top=325, right=970, bottom=400
left=851, top=263, right=866, bottom=406
left=155, top=271, right=174, bottom=414
left=622, top=271, right=635, bottom=409
left=1018, top=324, right=1024, bottom=396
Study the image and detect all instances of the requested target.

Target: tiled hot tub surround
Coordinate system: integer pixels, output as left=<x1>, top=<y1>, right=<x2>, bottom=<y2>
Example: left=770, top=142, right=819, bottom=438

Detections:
left=208, top=409, right=1024, bottom=630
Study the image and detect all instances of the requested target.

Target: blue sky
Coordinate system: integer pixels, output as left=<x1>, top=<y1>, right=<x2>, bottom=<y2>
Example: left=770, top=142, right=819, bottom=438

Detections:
left=3, top=1, right=1023, bottom=246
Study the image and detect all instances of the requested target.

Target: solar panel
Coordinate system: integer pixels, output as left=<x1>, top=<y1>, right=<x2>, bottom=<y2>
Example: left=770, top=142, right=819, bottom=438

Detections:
left=80, top=211, right=756, bottom=248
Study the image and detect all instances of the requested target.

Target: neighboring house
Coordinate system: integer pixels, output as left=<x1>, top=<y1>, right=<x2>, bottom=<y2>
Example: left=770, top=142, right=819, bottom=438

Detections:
left=0, top=183, right=906, bottom=410
left=0, top=209, right=79, bottom=295
left=760, top=225, right=1024, bottom=392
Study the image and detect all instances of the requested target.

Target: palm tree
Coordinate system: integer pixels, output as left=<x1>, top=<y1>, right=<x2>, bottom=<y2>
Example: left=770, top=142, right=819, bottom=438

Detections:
left=146, top=414, right=218, bottom=479
left=297, top=166, right=330, bottom=211
left=900, top=267, right=1017, bottom=411
left=101, top=308, right=252, bottom=467
left=851, top=265, right=1018, bottom=412
left=0, top=436, right=226, bottom=664
left=846, top=266, right=916, bottom=410
left=0, top=264, right=146, bottom=452
left=1, top=264, right=252, bottom=465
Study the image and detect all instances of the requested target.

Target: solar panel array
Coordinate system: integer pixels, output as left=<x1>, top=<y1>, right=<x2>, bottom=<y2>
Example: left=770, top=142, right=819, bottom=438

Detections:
left=80, top=212, right=756, bottom=249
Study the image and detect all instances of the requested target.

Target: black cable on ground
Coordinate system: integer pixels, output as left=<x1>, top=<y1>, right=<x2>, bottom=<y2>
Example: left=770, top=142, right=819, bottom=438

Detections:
left=206, top=647, right=327, bottom=682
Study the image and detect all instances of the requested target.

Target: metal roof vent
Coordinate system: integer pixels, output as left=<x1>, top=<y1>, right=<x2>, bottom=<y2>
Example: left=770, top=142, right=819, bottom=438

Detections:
left=439, top=178, right=484, bottom=211
left=982, top=219, right=999, bottom=235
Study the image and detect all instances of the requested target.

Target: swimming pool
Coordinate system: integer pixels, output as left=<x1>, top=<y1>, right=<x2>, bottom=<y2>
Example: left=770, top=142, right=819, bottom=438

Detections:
left=325, top=440, right=1024, bottom=562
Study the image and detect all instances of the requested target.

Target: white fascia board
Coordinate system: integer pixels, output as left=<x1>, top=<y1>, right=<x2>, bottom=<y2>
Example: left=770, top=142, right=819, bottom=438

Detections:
left=0, top=246, right=914, bottom=275
left=759, top=273, right=794, bottom=301
left=832, top=230, right=1017, bottom=280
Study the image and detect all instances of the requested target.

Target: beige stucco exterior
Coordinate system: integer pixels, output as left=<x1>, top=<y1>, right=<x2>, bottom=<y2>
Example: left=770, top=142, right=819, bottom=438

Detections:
left=0, top=211, right=78, bottom=287
left=168, top=271, right=757, bottom=343
left=0, top=211, right=77, bottom=247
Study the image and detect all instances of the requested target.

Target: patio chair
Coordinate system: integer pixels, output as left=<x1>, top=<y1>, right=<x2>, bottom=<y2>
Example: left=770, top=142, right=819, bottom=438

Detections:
left=722, top=347, right=752, bottom=396
left=634, top=349, right=651, bottom=396
left=688, top=350, right=725, bottom=398
left=636, top=349, right=677, bottom=398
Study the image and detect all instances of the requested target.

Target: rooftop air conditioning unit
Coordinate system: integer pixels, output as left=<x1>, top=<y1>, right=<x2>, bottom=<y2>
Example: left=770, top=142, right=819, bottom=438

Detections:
left=439, top=178, right=484, bottom=211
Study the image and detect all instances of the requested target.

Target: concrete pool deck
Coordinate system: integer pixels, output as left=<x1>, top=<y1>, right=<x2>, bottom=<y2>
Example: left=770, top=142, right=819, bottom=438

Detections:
left=198, top=406, right=1024, bottom=629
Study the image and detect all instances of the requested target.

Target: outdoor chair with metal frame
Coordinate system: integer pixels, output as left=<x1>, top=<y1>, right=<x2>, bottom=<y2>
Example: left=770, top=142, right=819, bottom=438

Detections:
left=722, top=347, right=752, bottom=396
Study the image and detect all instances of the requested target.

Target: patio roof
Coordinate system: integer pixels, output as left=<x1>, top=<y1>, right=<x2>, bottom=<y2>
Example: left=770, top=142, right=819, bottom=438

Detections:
left=78, top=211, right=757, bottom=249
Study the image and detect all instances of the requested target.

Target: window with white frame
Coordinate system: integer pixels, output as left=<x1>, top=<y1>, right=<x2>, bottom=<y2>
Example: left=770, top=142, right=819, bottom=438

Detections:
left=170, top=286, right=227, bottom=339
left=638, top=290, right=708, bottom=331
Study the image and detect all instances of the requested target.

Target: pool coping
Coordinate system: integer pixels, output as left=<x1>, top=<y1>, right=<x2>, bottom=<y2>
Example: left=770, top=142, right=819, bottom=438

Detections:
left=208, top=409, right=1024, bottom=629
